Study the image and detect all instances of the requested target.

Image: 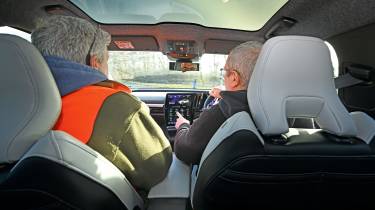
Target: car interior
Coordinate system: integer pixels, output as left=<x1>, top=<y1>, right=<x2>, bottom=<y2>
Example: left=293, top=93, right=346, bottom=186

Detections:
left=1, top=0, right=375, bottom=210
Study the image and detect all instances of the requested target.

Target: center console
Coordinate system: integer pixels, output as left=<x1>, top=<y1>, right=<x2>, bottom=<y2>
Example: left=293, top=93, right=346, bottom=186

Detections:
left=133, top=90, right=209, bottom=143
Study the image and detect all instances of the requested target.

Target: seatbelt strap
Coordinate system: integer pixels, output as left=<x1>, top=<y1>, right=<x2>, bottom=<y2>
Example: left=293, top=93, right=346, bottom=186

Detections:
left=334, top=73, right=364, bottom=89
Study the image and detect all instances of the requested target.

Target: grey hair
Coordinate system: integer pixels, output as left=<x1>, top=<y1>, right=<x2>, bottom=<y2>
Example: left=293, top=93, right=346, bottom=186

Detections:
left=31, top=15, right=111, bottom=64
left=225, top=41, right=263, bottom=88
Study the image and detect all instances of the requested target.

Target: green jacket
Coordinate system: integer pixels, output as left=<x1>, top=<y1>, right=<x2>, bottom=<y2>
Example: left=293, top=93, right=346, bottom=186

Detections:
left=45, top=55, right=172, bottom=191
left=88, top=91, right=172, bottom=191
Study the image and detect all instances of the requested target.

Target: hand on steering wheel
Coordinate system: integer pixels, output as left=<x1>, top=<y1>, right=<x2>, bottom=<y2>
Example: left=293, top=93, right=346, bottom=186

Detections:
left=203, top=95, right=216, bottom=109
left=204, top=86, right=223, bottom=109
left=209, top=87, right=222, bottom=99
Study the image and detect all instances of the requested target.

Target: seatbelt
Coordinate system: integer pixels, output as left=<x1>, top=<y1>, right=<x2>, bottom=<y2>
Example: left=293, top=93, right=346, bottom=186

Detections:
left=334, top=73, right=364, bottom=89
left=334, top=64, right=372, bottom=89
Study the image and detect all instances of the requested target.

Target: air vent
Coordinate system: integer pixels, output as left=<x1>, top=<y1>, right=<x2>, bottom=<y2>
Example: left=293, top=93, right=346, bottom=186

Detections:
left=149, top=106, right=164, bottom=114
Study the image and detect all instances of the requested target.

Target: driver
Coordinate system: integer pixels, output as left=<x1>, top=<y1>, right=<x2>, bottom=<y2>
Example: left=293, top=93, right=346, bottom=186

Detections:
left=174, top=41, right=263, bottom=164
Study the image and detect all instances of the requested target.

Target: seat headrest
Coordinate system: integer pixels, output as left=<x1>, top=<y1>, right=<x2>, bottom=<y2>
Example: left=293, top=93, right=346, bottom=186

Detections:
left=0, top=34, right=61, bottom=163
left=248, top=36, right=357, bottom=137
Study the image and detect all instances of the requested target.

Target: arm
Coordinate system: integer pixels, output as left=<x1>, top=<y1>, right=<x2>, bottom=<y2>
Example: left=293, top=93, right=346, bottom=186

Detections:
left=174, top=105, right=226, bottom=165
left=93, top=92, right=172, bottom=190
left=122, top=102, right=173, bottom=189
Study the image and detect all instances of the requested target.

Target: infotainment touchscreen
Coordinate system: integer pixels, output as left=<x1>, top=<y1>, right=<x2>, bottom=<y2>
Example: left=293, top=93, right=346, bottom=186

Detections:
left=167, top=94, right=192, bottom=106
left=165, top=94, right=194, bottom=127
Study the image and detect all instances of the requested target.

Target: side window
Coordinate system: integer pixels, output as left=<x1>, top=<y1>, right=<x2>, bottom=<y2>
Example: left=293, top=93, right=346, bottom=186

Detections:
left=0, top=26, right=31, bottom=42
left=325, top=41, right=339, bottom=78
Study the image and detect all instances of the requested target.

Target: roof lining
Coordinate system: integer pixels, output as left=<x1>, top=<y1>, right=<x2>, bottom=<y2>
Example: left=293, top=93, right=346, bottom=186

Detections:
left=2, top=0, right=375, bottom=53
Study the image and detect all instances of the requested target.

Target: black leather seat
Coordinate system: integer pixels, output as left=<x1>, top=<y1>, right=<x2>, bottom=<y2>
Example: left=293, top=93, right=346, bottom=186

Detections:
left=191, top=36, right=375, bottom=210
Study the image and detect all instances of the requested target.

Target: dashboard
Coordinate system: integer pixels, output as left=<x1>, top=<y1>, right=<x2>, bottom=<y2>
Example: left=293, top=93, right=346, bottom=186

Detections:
left=132, top=90, right=208, bottom=141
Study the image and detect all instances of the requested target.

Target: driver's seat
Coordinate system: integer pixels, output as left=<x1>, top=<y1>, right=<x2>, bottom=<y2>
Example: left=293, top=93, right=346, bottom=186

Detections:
left=191, top=36, right=375, bottom=210
left=0, top=34, right=143, bottom=209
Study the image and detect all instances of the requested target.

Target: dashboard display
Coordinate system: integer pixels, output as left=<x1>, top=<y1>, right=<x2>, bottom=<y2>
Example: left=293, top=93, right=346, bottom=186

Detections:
left=167, top=94, right=192, bottom=106
left=165, top=94, right=195, bottom=127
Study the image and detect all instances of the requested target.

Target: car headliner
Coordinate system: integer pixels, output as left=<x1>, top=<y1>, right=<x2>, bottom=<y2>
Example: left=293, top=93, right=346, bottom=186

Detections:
left=1, top=0, right=375, bottom=54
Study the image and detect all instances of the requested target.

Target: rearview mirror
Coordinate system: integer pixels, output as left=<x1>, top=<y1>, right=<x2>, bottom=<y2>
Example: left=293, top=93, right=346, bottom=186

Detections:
left=169, top=61, right=199, bottom=72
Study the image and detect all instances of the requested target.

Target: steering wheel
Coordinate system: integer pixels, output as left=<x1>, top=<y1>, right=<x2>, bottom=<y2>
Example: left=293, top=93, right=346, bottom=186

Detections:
left=203, top=95, right=216, bottom=109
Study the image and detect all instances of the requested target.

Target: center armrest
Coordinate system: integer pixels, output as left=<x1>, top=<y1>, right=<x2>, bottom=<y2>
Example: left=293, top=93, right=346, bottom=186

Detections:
left=148, top=154, right=191, bottom=199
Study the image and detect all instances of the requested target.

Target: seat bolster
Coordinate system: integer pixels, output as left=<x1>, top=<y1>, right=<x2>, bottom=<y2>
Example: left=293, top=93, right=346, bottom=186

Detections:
left=351, top=111, right=375, bottom=144
left=15, top=130, right=144, bottom=210
left=191, top=111, right=264, bottom=208
left=198, top=111, right=263, bottom=169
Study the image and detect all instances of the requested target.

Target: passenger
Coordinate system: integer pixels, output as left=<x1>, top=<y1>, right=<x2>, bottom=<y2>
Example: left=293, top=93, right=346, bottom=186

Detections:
left=174, top=41, right=263, bottom=164
left=31, top=15, right=172, bottom=191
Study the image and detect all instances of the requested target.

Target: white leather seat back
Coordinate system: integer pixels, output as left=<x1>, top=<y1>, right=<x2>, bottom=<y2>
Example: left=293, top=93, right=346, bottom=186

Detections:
left=248, top=36, right=357, bottom=137
left=0, top=34, right=61, bottom=163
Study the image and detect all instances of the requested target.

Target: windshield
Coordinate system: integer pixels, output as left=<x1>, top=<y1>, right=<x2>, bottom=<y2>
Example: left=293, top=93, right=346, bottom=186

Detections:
left=109, top=51, right=227, bottom=90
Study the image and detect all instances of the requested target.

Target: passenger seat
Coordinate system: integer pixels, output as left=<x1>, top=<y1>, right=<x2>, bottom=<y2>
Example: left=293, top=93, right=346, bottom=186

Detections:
left=0, top=34, right=143, bottom=210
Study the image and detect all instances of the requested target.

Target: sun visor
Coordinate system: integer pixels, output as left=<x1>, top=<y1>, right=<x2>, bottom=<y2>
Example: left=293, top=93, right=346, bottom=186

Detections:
left=109, top=36, right=159, bottom=51
left=204, top=39, right=243, bottom=54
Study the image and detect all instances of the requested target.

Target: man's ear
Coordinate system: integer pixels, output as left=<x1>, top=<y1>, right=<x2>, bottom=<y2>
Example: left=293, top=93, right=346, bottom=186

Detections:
left=89, top=55, right=100, bottom=69
left=230, top=71, right=242, bottom=89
